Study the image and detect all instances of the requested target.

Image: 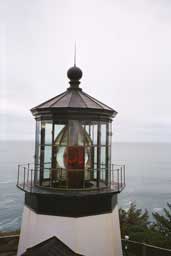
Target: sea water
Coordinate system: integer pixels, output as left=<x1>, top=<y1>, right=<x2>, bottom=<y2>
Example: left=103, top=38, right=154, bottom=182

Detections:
left=0, top=141, right=171, bottom=231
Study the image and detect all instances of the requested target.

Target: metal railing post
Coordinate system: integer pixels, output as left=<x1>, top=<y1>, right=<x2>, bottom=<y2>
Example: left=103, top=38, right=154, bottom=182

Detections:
left=27, top=163, right=30, bottom=187
left=50, top=168, right=53, bottom=187
left=113, top=166, right=115, bottom=188
left=111, top=164, right=114, bottom=188
left=121, top=166, right=122, bottom=188
left=23, top=167, right=26, bottom=190
left=117, top=168, right=119, bottom=191
left=17, top=165, right=20, bottom=186
left=124, top=165, right=126, bottom=186
left=31, top=169, right=33, bottom=192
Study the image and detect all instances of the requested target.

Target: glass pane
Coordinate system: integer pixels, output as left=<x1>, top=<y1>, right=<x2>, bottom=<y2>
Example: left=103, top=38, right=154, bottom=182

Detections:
left=101, top=146, right=106, bottom=167
left=44, top=146, right=52, bottom=167
left=56, top=146, right=67, bottom=169
left=85, top=125, right=90, bottom=137
left=109, top=122, right=112, bottom=146
left=100, top=146, right=106, bottom=181
left=69, top=120, right=83, bottom=145
left=55, top=125, right=68, bottom=145
left=82, top=123, right=94, bottom=144
left=83, top=126, right=92, bottom=146
left=35, top=144, right=40, bottom=168
left=108, top=145, right=111, bottom=166
left=84, top=146, right=92, bottom=181
left=35, top=169, right=40, bottom=185
left=101, top=124, right=106, bottom=145
left=43, top=169, right=50, bottom=179
left=93, top=146, right=97, bottom=165
left=45, top=122, right=52, bottom=144
left=43, top=146, right=51, bottom=179
left=67, top=147, right=84, bottom=169
left=93, top=146, right=97, bottom=179
left=40, top=122, right=45, bottom=145
left=54, top=124, right=65, bottom=142
left=93, top=124, right=97, bottom=145
left=35, top=121, right=41, bottom=145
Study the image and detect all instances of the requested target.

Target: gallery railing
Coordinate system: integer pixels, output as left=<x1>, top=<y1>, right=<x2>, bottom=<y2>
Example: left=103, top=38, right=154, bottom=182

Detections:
left=17, top=163, right=125, bottom=192
left=122, top=239, right=171, bottom=256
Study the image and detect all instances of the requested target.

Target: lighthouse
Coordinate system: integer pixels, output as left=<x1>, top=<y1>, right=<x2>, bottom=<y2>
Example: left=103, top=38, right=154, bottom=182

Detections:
left=17, top=63, right=125, bottom=256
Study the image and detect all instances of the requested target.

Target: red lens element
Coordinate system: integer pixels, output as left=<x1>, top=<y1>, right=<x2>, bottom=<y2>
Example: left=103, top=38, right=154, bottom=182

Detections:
left=64, top=146, right=84, bottom=169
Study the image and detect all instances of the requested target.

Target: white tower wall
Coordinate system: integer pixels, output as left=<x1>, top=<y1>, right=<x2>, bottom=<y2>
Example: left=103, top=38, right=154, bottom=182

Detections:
left=18, top=205, right=122, bottom=256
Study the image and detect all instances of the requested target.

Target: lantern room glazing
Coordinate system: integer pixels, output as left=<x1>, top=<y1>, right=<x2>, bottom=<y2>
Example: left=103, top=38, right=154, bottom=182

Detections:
left=34, top=118, right=112, bottom=189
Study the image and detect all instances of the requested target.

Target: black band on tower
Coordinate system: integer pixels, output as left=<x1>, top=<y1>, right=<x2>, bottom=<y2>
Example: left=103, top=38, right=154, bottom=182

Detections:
left=25, top=190, right=118, bottom=218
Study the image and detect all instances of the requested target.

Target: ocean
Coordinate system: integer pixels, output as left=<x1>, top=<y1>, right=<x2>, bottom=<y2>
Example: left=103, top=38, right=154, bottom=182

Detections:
left=0, top=141, right=171, bottom=232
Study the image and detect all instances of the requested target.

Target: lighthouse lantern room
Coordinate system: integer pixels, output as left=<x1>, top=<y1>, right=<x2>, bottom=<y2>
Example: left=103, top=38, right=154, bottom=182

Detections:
left=17, top=64, right=125, bottom=256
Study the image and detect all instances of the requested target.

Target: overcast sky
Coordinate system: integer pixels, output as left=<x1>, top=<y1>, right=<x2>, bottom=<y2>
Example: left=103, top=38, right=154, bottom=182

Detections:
left=1, top=0, right=171, bottom=142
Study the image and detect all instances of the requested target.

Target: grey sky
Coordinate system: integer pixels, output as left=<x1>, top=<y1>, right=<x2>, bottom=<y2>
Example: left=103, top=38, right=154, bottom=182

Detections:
left=1, top=0, right=171, bottom=142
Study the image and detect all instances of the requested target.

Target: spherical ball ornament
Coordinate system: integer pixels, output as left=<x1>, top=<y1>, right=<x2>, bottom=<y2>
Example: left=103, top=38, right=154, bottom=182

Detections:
left=67, top=66, right=83, bottom=81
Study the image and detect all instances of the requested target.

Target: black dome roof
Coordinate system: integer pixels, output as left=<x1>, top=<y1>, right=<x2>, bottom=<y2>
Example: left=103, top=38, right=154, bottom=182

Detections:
left=67, top=66, right=82, bottom=81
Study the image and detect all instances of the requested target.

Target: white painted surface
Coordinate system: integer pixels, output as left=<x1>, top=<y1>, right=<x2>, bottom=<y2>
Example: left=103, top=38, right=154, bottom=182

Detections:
left=18, top=205, right=122, bottom=256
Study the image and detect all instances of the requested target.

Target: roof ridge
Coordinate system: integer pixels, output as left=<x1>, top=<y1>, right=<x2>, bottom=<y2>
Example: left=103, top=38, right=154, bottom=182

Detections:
left=50, top=91, right=70, bottom=107
left=68, top=90, right=87, bottom=108
left=31, top=91, right=66, bottom=110
left=81, top=91, right=103, bottom=109
left=81, top=91, right=114, bottom=111
left=68, top=90, right=74, bottom=107
left=78, top=91, right=88, bottom=107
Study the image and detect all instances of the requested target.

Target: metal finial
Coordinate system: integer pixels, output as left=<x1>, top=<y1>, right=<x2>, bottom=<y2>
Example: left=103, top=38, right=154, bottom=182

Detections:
left=74, top=41, right=76, bottom=66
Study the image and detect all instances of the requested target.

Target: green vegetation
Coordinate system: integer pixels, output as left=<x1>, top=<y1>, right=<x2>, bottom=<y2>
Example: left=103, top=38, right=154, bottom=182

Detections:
left=119, top=203, right=171, bottom=250
left=0, top=229, right=20, bottom=237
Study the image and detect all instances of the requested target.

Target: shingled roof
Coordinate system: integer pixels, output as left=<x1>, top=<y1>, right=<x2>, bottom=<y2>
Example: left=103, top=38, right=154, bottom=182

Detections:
left=22, top=236, right=85, bottom=256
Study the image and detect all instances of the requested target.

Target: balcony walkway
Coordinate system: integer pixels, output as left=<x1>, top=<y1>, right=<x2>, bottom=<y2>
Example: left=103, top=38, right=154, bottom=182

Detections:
left=17, top=163, right=125, bottom=194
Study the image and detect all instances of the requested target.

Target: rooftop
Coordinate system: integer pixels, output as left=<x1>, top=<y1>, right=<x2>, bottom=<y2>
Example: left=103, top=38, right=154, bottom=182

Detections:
left=22, top=236, right=84, bottom=256
left=31, top=65, right=117, bottom=119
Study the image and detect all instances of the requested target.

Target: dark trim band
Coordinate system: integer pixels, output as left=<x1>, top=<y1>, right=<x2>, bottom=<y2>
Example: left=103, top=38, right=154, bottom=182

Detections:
left=25, top=190, right=118, bottom=218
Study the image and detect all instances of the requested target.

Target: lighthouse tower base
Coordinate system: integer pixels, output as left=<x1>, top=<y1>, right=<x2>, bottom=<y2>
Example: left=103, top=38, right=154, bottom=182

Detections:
left=18, top=205, right=122, bottom=256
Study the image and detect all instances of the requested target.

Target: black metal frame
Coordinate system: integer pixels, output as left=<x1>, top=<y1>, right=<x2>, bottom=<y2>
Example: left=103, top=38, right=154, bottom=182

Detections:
left=17, top=163, right=125, bottom=192
left=32, top=119, right=113, bottom=190
left=122, top=239, right=171, bottom=256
